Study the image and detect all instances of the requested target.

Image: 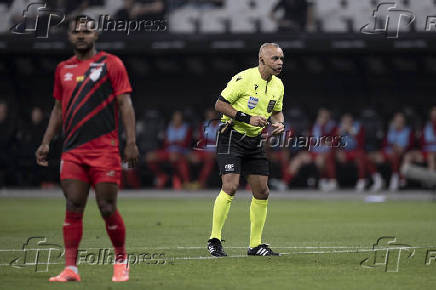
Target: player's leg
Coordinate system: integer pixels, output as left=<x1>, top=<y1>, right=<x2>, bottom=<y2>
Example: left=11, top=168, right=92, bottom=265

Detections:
left=316, top=152, right=337, bottom=191
left=288, top=151, right=311, bottom=184
left=363, top=151, right=383, bottom=192
left=246, top=174, right=278, bottom=256
left=387, top=152, right=402, bottom=191
left=427, top=152, right=436, bottom=171
left=197, top=151, right=215, bottom=188
left=94, top=182, right=129, bottom=282
left=146, top=150, right=169, bottom=189
left=49, top=176, right=90, bottom=282
left=169, top=152, right=190, bottom=188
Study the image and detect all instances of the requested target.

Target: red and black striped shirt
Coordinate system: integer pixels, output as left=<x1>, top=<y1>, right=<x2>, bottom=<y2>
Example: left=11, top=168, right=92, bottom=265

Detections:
left=53, top=51, right=132, bottom=153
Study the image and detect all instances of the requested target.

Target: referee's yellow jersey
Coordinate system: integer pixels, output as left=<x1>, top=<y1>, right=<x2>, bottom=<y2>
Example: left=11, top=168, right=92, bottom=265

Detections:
left=220, top=67, right=284, bottom=137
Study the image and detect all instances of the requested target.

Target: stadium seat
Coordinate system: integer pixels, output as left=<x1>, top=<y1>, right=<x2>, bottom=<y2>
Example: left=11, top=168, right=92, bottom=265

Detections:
left=0, top=4, right=9, bottom=32
left=227, top=0, right=277, bottom=33
left=315, top=0, right=350, bottom=32
left=198, top=9, right=229, bottom=33
left=169, top=7, right=200, bottom=33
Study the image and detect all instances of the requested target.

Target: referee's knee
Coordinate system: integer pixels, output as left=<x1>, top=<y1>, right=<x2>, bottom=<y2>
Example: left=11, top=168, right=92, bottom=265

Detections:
left=222, top=183, right=239, bottom=196
left=253, top=186, right=269, bottom=200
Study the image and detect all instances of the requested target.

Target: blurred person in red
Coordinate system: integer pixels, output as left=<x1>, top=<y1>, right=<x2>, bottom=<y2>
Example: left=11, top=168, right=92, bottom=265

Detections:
left=335, top=113, right=382, bottom=191
left=146, top=110, right=192, bottom=189
left=0, top=100, right=18, bottom=187
left=369, top=112, right=414, bottom=191
left=287, top=108, right=337, bottom=191
left=189, top=108, right=220, bottom=189
left=402, top=106, right=436, bottom=172
left=264, top=122, right=293, bottom=190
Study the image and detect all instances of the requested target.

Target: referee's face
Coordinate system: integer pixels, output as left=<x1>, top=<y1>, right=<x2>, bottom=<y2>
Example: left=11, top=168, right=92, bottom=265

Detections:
left=263, top=47, right=284, bottom=76
left=68, top=19, right=98, bottom=53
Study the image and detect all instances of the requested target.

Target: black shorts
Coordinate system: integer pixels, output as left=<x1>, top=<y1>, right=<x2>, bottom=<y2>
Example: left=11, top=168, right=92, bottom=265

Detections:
left=216, top=126, right=269, bottom=176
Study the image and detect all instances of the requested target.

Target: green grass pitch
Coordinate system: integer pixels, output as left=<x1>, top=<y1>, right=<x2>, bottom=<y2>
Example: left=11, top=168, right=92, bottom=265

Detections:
left=1, top=195, right=436, bottom=289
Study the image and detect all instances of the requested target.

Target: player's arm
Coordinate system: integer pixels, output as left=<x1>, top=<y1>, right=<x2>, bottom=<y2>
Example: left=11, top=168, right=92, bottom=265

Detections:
left=270, top=110, right=285, bottom=135
left=36, top=100, right=62, bottom=167
left=117, top=93, right=139, bottom=168
left=215, top=97, right=267, bottom=127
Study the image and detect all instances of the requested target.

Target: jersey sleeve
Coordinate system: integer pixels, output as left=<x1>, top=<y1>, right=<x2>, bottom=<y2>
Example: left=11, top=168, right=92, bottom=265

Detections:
left=220, top=74, right=245, bottom=104
left=107, top=56, right=132, bottom=96
left=53, top=64, right=62, bottom=100
left=273, top=82, right=284, bottom=112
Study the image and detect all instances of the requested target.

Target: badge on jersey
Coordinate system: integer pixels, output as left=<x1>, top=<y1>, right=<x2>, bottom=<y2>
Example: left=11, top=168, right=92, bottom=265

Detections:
left=267, top=100, right=276, bottom=113
left=247, top=96, right=259, bottom=109
left=90, top=67, right=103, bottom=82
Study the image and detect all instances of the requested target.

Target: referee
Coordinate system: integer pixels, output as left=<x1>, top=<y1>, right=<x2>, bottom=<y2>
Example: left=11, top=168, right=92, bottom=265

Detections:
left=207, top=43, right=285, bottom=256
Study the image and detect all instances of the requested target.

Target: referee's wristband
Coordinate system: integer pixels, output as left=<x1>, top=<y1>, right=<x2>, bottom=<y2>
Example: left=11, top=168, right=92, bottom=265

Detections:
left=235, top=111, right=251, bottom=124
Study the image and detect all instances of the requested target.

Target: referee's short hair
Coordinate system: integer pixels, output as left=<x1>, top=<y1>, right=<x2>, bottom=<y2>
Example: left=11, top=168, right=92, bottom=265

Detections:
left=259, top=43, right=281, bottom=56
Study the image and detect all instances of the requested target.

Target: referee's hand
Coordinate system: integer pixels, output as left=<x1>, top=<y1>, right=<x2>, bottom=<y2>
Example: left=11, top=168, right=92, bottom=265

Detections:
left=250, top=116, right=268, bottom=127
left=271, top=122, right=285, bottom=135
left=36, top=144, right=49, bottom=167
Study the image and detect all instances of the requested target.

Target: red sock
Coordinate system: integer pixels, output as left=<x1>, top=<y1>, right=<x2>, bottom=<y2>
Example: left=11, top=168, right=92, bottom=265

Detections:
left=63, top=211, right=83, bottom=267
left=104, top=210, right=126, bottom=263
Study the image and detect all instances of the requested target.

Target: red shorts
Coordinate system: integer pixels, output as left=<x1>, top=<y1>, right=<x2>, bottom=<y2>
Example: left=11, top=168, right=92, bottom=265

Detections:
left=60, top=151, right=122, bottom=186
left=343, top=150, right=364, bottom=162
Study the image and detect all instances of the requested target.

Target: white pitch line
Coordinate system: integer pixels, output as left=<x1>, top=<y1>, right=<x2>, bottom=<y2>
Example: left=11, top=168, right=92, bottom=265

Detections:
left=1, top=245, right=435, bottom=252
left=0, top=246, right=429, bottom=267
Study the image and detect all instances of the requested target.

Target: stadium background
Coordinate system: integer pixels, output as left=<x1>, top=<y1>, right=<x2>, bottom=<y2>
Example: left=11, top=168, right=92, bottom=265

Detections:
left=0, top=0, right=435, bottom=190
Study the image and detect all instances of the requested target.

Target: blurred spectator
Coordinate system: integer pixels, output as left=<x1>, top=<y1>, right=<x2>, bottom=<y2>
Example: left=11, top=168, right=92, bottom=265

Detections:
left=15, top=107, right=54, bottom=186
left=288, top=108, right=337, bottom=191
left=403, top=106, right=436, bottom=172
left=115, top=0, right=166, bottom=20
left=265, top=122, right=293, bottom=191
left=58, top=0, right=105, bottom=15
left=270, top=0, right=313, bottom=32
left=145, top=111, right=192, bottom=189
left=0, top=101, right=18, bottom=187
left=335, top=113, right=382, bottom=192
left=370, top=112, right=414, bottom=191
left=189, top=108, right=219, bottom=189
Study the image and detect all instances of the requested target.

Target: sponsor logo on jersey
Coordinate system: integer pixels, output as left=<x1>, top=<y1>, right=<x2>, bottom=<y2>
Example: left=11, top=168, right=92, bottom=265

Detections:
left=64, top=72, right=73, bottom=81
left=224, top=164, right=234, bottom=172
left=248, top=96, right=259, bottom=110
left=106, top=170, right=116, bottom=177
left=64, top=64, right=77, bottom=69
